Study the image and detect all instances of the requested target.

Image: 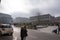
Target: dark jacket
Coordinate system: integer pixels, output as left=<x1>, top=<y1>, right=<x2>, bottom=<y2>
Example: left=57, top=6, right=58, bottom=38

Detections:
left=21, top=28, right=28, bottom=37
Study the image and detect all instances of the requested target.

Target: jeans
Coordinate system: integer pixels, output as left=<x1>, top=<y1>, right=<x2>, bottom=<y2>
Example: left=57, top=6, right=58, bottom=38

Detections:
left=21, top=37, right=26, bottom=40
left=57, top=28, right=59, bottom=34
left=23, top=37, right=26, bottom=40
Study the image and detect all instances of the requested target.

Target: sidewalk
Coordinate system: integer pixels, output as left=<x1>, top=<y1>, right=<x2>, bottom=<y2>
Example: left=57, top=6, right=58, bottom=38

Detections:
left=26, top=26, right=58, bottom=34
left=37, top=26, right=58, bottom=33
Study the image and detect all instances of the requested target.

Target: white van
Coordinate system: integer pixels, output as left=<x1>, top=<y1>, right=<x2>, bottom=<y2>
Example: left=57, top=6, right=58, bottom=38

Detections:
left=0, top=24, right=13, bottom=36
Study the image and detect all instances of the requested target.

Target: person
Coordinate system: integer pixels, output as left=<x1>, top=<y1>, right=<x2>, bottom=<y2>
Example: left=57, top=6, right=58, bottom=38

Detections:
left=34, top=25, right=37, bottom=30
left=52, top=24, right=60, bottom=34
left=20, top=25, right=28, bottom=40
left=57, top=24, right=59, bottom=34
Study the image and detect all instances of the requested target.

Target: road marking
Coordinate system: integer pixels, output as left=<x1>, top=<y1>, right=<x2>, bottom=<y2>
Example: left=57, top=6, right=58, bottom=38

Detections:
left=15, top=37, right=17, bottom=40
left=13, top=37, right=17, bottom=40
left=29, top=35, right=38, bottom=39
left=13, top=27, right=20, bottom=32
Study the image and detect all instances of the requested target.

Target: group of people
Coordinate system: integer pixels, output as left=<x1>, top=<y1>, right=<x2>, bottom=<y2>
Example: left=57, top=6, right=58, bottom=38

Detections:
left=20, top=25, right=28, bottom=40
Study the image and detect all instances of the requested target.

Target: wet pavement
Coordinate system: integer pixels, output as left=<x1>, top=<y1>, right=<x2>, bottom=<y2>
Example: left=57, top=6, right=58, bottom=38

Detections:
left=0, top=26, right=60, bottom=40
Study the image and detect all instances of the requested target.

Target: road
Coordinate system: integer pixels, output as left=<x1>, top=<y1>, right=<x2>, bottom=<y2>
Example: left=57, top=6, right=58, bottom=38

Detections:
left=0, top=25, right=60, bottom=40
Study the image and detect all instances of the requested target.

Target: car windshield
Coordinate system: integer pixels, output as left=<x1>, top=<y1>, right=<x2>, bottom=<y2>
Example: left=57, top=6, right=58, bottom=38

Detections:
left=0, top=25, right=11, bottom=28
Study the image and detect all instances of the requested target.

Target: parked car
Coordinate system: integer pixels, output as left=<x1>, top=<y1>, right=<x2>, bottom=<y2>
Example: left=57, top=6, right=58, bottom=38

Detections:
left=0, top=24, right=13, bottom=36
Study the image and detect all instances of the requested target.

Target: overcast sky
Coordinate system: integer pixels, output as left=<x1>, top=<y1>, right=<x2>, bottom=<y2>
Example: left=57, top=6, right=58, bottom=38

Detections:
left=0, top=0, right=60, bottom=18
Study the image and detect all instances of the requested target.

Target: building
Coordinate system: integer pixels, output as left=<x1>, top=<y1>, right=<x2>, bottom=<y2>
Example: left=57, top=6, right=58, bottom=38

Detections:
left=13, top=17, right=30, bottom=24
left=0, top=13, right=13, bottom=24
left=55, top=17, right=60, bottom=24
left=30, top=14, right=55, bottom=25
left=13, top=14, right=60, bottom=26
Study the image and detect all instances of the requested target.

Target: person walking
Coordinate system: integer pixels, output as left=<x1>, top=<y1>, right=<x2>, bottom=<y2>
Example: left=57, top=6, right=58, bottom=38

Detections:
left=57, top=24, right=59, bottom=34
left=20, top=25, right=28, bottom=40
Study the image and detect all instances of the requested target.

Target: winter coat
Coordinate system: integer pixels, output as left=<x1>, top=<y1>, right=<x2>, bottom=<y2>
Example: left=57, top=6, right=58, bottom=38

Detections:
left=20, top=28, right=28, bottom=37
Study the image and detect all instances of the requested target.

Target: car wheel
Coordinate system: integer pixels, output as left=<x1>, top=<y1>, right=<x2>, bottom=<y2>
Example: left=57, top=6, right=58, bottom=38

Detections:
left=9, top=33, right=13, bottom=36
left=11, top=33, right=13, bottom=36
left=0, top=32, right=2, bottom=36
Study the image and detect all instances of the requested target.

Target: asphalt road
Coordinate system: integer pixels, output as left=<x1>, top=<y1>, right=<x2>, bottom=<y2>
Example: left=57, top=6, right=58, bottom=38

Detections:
left=26, top=29, right=60, bottom=40
left=0, top=26, right=60, bottom=40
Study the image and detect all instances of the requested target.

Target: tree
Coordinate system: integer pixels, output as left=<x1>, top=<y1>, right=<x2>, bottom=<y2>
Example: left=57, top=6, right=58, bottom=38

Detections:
left=30, top=8, right=41, bottom=25
left=36, top=12, right=40, bottom=25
